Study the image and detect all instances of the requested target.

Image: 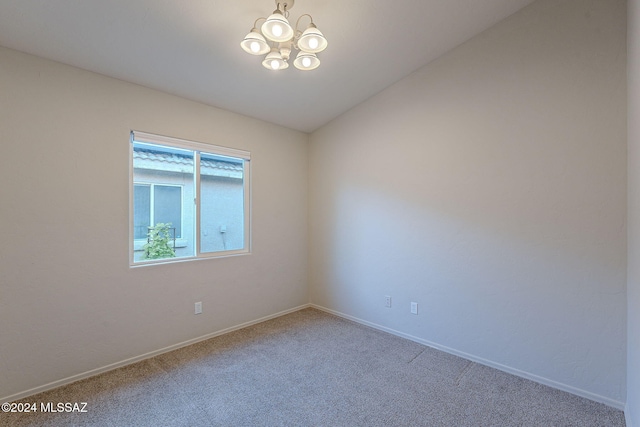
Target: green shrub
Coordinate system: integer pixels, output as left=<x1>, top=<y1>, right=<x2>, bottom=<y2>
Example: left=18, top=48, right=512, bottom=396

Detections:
left=142, top=223, right=176, bottom=260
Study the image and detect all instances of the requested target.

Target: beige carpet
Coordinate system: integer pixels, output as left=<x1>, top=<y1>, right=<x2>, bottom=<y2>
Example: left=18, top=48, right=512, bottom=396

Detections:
left=0, top=308, right=626, bottom=426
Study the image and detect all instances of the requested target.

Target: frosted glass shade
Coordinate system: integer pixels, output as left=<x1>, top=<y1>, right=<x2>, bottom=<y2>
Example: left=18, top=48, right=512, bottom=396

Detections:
left=261, top=11, right=294, bottom=42
left=297, top=24, right=327, bottom=53
left=240, top=29, right=270, bottom=55
left=293, top=52, right=320, bottom=71
left=262, top=48, right=289, bottom=70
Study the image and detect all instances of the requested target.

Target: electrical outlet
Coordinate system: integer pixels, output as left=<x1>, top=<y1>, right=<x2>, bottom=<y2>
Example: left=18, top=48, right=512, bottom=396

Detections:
left=195, top=301, right=202, bottom=315
left=385, top=295, right=392, bottom=308
left=411, top=302, right=418, bottom=315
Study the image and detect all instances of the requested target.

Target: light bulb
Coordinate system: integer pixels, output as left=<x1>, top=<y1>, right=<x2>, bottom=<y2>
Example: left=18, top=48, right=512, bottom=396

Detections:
left=272, top=24, right=283, bottom=37
left=308, top=37, right=319, bottom=50
left=250, top=41, right=260, bottom=53
left=302, top=57, right=311, bottom=68
left=271, top=59, right=280, bottom=70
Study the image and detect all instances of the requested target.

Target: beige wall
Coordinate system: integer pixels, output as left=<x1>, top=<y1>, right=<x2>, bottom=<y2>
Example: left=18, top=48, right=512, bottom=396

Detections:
left=0, top=46, right=309, bottom=401
left=309, top=0, right=627, bottom=405
left=628, top=0, right=640, bottom=424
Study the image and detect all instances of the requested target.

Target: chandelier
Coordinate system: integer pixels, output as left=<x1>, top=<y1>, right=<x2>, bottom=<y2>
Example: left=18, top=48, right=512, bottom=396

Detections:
left=241, top=0, right=328, bottom=71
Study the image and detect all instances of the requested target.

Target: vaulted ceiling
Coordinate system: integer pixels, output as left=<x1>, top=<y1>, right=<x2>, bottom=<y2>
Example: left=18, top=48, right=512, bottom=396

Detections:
left=0, top=0, right=535, bottom=132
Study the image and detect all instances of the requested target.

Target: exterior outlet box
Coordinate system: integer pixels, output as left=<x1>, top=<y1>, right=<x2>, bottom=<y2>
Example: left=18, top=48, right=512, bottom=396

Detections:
left=195, top=301, right=202, bottom=314
left=411, top=302, right=418, bottom=315
left=385, top=296, right=392, bottom=308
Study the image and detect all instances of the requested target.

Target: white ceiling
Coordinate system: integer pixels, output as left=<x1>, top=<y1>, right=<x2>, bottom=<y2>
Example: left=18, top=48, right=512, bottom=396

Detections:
left=0, top=0, right=535, bottom=133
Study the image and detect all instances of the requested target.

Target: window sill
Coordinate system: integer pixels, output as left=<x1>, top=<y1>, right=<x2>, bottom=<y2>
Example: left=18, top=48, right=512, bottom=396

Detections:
left=129, top=249, right=251, bottom=268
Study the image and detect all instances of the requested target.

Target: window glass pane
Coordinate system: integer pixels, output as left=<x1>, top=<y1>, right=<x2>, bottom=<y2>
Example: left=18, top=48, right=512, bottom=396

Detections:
left=199, top=153, right=245, bottom=253
left=154, top=185, right=182, bottom=238
left=133, top=184, right=151, bottom=239
left=133, top=142, right=194, bottom=261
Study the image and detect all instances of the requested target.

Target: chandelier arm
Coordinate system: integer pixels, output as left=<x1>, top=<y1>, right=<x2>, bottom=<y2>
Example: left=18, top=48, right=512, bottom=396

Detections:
left=253, top=17, right=268, bottom=28
left=294, top=13, right=314, bottom=34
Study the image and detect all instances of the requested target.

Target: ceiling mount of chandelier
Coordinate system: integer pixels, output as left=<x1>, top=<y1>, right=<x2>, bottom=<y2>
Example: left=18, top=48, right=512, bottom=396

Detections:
left=241, top=0, right=327, bottom=71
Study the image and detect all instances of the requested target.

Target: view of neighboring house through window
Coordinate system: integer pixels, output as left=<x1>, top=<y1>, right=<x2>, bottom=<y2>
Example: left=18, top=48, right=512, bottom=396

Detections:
left=133, top=184, right=182, bottom=239
left=130, top=131, right=251, bottom=264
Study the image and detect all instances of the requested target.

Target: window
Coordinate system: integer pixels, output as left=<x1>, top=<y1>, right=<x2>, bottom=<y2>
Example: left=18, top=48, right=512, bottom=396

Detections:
left=130, top=131, right=251, bottom=264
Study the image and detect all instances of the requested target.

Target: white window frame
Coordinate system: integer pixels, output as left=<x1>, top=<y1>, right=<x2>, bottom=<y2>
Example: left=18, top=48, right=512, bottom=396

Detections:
left=129, top=130, right=251, bottom=266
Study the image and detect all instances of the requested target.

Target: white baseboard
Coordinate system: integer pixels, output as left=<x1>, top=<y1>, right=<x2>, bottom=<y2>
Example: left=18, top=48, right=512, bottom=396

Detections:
left=1, top=304, right=312, bottom=404
left=310, top=304, right=626, bottom=411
